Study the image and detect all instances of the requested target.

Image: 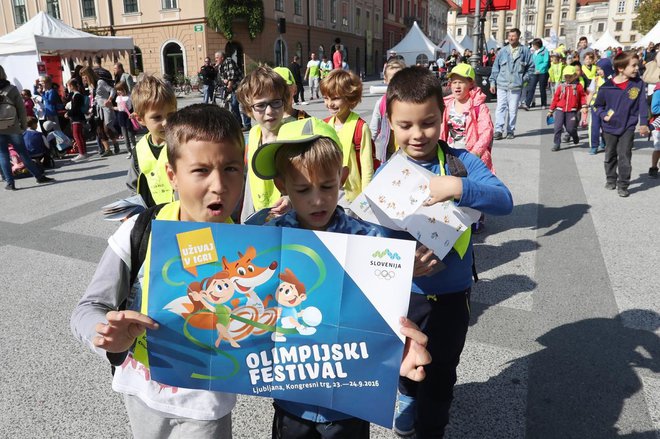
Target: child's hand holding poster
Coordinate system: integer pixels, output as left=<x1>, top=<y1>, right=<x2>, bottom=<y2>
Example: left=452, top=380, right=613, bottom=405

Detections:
left=145, top=221, right=416, bottom=427
left=352, top=153, right=481, bottom=259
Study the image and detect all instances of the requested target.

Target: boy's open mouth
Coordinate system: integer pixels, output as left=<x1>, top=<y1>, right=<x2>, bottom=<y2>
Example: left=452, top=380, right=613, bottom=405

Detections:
left=207, top=202, right=224, bottom=215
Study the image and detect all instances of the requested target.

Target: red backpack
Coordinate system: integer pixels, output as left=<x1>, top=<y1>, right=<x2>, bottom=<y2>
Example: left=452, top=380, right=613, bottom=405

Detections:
left=323, top=116, right=380, bottom=171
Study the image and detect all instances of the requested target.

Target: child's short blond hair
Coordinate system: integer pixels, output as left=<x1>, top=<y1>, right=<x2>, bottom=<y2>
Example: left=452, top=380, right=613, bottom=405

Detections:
left=384, top=60, right=406, bottom=80
left=131, top=75, right=176, bottom=117
left=236, top=65, right=291, bottom=118
left=165, top=104, right=244, bottom=171
left=275, top=138, right=343, bottom=183
left=319, top=70, right=362, bottom=109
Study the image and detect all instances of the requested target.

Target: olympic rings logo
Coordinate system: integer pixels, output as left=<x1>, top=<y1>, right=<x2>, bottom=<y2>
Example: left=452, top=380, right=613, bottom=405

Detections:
left=374, top=269, right=396, bottom=280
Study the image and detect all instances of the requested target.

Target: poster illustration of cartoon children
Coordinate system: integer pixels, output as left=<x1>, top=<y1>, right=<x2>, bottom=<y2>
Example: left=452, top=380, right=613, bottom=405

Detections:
left=186, top=271, right=241, bottom=348
left=272, top=268, right=322, bottom=342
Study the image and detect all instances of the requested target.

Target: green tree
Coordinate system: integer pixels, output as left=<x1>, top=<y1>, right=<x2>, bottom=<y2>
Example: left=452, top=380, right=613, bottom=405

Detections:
left=637, top=0, right=660, bottom=34
left=207, top=0, right=264, bottom=40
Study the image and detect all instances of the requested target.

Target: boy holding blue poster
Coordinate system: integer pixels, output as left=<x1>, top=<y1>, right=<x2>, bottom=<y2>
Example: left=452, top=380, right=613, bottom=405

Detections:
left=251, top=117, right=432, bottom=438
left=383, top=66, right=514, bottom=438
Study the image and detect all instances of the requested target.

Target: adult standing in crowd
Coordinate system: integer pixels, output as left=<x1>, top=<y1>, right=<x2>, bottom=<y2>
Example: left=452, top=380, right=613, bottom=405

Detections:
left=113, top=62, right=134, bottom=93
left=39, top=75, right=62, bottom=131
left=523, top=38, right=550, bottom=110
left=577, top=36, right=594, bottom=64
left=92, top=56, right=114, bottom=86
left=199, top=56, right=216, bottom=104
left=304, top=52, right=321, bottom=100
left=215, top=50, right=250, bottom=131
left=81, top=67, right=119, bottom=156
left=489, top=28, right=533, bottom=139
left=333, top=44, right=343, bottom=71
left=289, top=55, right=305, bottom=104
left=0, top=65, right=54, bottom=190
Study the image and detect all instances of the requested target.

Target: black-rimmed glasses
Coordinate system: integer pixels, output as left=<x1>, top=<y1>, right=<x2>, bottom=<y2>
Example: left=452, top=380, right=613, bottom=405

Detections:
left=250, top=99, right=284, bottom=113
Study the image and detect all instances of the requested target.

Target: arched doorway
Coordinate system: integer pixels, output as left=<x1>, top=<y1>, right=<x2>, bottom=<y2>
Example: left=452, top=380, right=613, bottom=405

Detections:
left=225, top=41, right=245, bottom=71
left=162, top=41, right=185, bottom=79
left=274, top=38, right=287, bottom=67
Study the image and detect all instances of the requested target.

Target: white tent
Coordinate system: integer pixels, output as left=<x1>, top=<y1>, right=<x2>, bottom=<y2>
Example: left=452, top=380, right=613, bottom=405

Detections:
left=637, top=22, right=660, bottom=48
left=388, top=21, right=442, bottom=66
left=458, top=35, right=474, bottom=52
left=0, top=12, right=133, bottom=90
left=437, top=33, right=466, bottom=56
left=486, top=36, right=501, bottom=51
left=591, top=31, right=621, bottom=51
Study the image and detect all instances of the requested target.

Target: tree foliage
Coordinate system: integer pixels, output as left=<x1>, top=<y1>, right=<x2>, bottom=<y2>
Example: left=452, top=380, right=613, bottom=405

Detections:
left=637, top=0, right=660, bottom=35
left=207, top=0, right=265, bottom=40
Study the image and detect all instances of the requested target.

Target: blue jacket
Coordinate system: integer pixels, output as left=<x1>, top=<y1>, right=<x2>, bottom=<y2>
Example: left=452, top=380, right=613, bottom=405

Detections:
left=42, top=88, right=61, bottom=117
left=267, top=207, right=383, bottom=423
left=594, top=76, right=648, bottom=135
left=384, top=146, right=513, bottom=296
left=23, top=129, right=46, bottom=156
left=532, top=46, right=550, bottom=75
left=489, top=44, right=533, bottom=90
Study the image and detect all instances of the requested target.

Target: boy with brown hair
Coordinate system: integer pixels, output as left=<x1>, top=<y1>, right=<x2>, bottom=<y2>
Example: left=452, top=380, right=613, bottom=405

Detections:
left=126, top=75, right=177, bottom=207
left=251, top=116, right=432, bottom=438
left=236, top=65, right=293, bottom=222
left=594, top=51, right=650, bottom=197
left=71, top=104, right=245, bottom=438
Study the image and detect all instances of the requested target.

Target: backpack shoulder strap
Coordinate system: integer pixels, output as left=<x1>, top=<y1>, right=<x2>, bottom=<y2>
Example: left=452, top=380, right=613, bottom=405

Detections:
left=353, top=117, right=365, bottom=148
left=440, top=141, right=468, bottom=177
left=127, top=203, right=166, bottom=293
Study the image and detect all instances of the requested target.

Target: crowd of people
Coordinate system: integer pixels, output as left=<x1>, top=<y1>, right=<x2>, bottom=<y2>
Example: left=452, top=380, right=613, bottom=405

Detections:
left=2, top=29, right=657, bottom=438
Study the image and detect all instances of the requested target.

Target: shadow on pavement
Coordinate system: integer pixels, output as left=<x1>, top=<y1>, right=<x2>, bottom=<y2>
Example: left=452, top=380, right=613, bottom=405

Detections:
left=448, top=310, right=660, bottom=438
left=481, top=203, right=590, bottom=238
left=469, top=273, right=537, bottom=326
left=628, top=174, right=660, bottom=194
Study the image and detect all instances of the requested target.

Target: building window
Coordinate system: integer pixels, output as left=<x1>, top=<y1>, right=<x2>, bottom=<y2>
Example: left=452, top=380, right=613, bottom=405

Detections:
left=457, top=28, right=462, bottom=36
left=414, top=3, right=418, bottom=17
left=162, top=0, right=177, bottom=9
left=342, top=2, right=348, bottom=26
left=546, top=13, right=551, bottom=21
left=492, top=16, right=498, bottom=24
left=356, top=7, right=361, bottom=31
left=634, top=0, right=640, bottom=9
left=294, top=0, right=302, bottom=15
left=544, top=28, right=551, bottom=37
left=506, top=16, right=512, bottom=24
left=129, top=47, right=143, bottom=75
left=81, top=0, right=96, bottom=17
left=528, top=15, right=534, bottom=23
left=46, top=0, right=61, bottom=19
left=375, top=13, right=380, bottom=33
left=316, top=0, right=323, bottom=20
left=560, top=27, right=565, bottom=36
left=615, top=21, right=623, bottom=31
left=406, top=0, right=411, bottom=16
left=331, top=0, right=337, bottom=23
left=399, top=0, right=403, bottom=15
left=617, top=1, right=625, bottom=13
left=631, top=33, right=636, bottom=41
left=389, top=0, right=395, bottom=14
left=547, top=0, right=553, bottom=5
left=12, top=0, right=28, bottom=26
left=597, top=22, right=604, bottom=32
left=561, top=11, right=567, bottom=18
left=366, top=10, right=371, bottom=31
left=579, top=26, right=584, bottom=34
left=275, top=0, right=284, bottom=12
left=124, top=0, right=139, bottom=13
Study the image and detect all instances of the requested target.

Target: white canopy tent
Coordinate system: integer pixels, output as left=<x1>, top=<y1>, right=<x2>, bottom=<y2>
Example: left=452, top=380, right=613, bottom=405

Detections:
left=591, top=31, right=621, bottom=51
left=0, top=12, right=133, bottom=90
left=437, top=33, right=466, bottom=56
left=458, top=35, right=501, bottom=52
left=637, top=22, right=660, bottom=48
left=388, top=21, right=442, bottom=66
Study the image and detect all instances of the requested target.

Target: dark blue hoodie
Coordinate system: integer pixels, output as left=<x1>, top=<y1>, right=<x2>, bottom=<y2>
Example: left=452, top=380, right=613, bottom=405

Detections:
left=594, top=74, right=648, bottom=135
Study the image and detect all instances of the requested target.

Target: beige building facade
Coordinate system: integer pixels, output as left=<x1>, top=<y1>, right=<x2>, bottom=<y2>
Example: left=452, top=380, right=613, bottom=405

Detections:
left=0, top=0, right=384, bottom=80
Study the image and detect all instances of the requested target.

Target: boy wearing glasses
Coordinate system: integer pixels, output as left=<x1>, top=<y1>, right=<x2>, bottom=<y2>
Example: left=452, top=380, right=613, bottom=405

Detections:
left=236, top=66, right=293, bottom=222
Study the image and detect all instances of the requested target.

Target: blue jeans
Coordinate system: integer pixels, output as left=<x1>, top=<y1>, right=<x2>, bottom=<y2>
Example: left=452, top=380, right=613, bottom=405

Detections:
left=495, top=88, right=523, bottom=134
left=0, top=132, right=44, bottom=185
left=525, top=73, right=549, bottom=107
left=202, top=83, right=215, bottom=104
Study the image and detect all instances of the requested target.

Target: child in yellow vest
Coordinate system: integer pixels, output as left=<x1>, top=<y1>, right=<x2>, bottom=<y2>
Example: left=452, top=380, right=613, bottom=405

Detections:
left=548, top=53, right=565, bottom=97
left=320, top=69, right=375, bottom=205
left=126, top=76, right=177, bottom=207
left=581, top=52, right=598, bottom=89
left=236, top=65, right=292, bottom=223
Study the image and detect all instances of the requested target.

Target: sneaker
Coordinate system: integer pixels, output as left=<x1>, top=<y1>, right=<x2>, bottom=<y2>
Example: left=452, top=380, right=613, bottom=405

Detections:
left=72, top=153, right=88, bottom=162
left=114, top=145, right=120, bottom=154
left=520, top=102, right=529, bottom=111
left=4, top=182, right=16, bottom=191
left=649, top=167, right=659, bottom=178
left=506, top=132, right=515, bottom=139
left=126, top=153, right=133, bottom=159
left=589, top=148, right=597, bottom=155
left=562, top=134, right=571, bottom=143
left=552, top=144, right=560, bottom=151
left=617, top=187, right=629, bottom=197
left=393, top=392, right=416, bottom=437
left=36, top=176, right=54, bottom=184
left=604, top=181, right=616, bottom=190
left=493, top=131, right=503, bottom=140
left=100, top=150, right=113, bottom=157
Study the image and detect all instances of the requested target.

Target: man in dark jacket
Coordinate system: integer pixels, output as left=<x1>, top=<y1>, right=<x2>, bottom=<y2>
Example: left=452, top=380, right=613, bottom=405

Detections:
left=199, top=57, right=216, bottom=104
left=289, top=55, right=305, bottom=104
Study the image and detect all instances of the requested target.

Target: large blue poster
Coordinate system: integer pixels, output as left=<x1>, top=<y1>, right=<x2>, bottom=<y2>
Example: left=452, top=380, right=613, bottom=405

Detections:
left=145, top=221, right=416, bottom=427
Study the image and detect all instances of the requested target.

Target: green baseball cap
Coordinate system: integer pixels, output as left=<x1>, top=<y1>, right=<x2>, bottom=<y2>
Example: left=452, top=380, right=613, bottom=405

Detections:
left=252, top=117, right=341, bottom=180
left=273, top=66, right=295, bottom=86
left=563, top=65, right=577, bottom=76
left=447, top=63, right=475, bottom=81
